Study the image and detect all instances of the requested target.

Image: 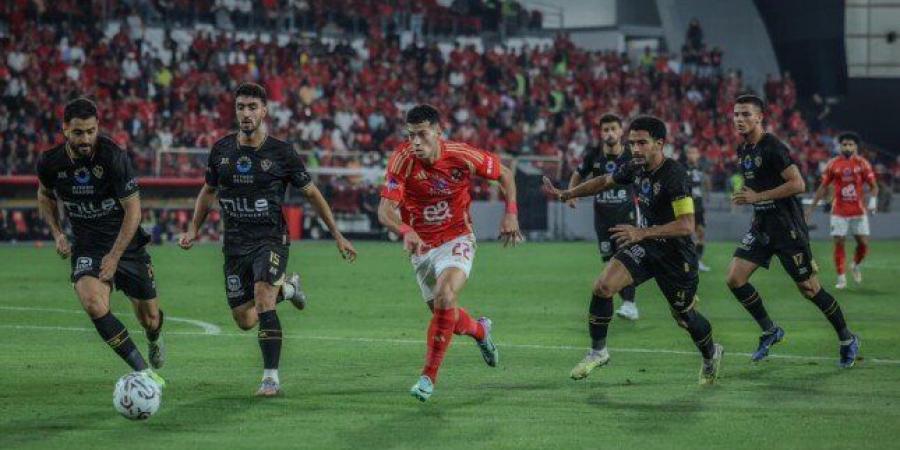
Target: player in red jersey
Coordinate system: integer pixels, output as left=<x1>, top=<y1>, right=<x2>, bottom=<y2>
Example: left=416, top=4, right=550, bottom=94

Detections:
left=377, top=105, right=523, bottom=402
left=806, top=132, right=878, bottom=289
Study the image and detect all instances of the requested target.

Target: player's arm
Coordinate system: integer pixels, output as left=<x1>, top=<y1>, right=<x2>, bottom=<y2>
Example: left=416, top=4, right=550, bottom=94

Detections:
left=806, top=174, right=831, bottom=219
left=36, top=180, right=70, bottom=259
left=617, top=198, right=695, bottom=241
left=99, top=192, right=142, bottom=281
left=733, top=165, right=805, bottom=205
left=865, top=162, right=879, bottom=213
left=496, top=164, right=523, bottom=247
left=301, top=183, right=356, bottom=261
left=566, top=171, right=584, bottom=208
left=180, top=183, right=217, bottom=249
left=544, top=174, right=616, bottom=201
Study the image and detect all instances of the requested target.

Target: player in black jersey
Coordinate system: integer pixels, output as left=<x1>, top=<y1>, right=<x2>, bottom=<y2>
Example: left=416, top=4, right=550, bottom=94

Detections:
left=568, top=113, right=640, bottom=320
left=728, top=95, right=859, bottom=368
left=179, top=83, right=357, bottom=396
left=684, top=145, right=712, bottom=272
left=545, top=116, right=723, bottom=385
left=36, top=98, right=166, bottom=385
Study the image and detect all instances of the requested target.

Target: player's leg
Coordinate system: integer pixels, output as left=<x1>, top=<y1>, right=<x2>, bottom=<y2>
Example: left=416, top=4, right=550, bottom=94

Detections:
left=696, top=213, right=710, bottom=272
left=225, top=255, right=258, bottom=330
left=727, top=244, right=784, bottom=361
left=657, top=276, right=722, bottom=384
left=252, top=246, right=289, bottom=396
left=850, top=216, right=870, bottom=284
left=571, top=253, right=639, bottom=380
left=74, top=276, right=149, bottom=371
left=117, top=250, right=166, bottom=369
left=602, top=238, right=639, bottom=321
left=781, top=248, right=859, bottom=368
left=830, top=215, right=849, bottom=288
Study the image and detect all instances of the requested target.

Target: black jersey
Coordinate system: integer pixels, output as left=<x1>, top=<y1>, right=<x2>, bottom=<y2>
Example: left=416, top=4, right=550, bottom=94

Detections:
left=736, top=133, right=807, bottom=240
left=576, top=146, right=636, bottom=225
left=36, top=136, right=149, bottom=253
left=206, top=133, right=311, bottom=255
left=613, top=158, right=696, bottom=261
left=685, top=162, right=706, bottom=207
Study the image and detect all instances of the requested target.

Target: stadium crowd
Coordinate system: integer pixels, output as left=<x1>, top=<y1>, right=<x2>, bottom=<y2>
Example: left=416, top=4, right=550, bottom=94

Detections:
left=0, top=1, right=897, bottom=243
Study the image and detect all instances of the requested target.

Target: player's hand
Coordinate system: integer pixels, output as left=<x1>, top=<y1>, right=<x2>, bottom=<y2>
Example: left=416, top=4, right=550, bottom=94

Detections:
left=610, top=224, right=646, bottom=246
left=565, top=198, right=577, bottom=209
left=54, top=234, right=71, bottom=259
left=402, top=230, right=429, bottom=256
left=731, top=187, right=760, bottom=205
left=335, top=234, right=357, bottom=262
left=99, top=253, right=120, bottom=282
left=542, top=176, right=568, bottom=202
left=179, top=229, right=197, bottom=250
left=499, top=213, right=524, bottom=247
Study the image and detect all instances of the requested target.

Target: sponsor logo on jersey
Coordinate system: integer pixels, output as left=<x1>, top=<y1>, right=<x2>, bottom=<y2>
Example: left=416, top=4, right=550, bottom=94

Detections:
left=74, top=167, right=91, bottom=184
left=605, top=161, right=617, bottom=173
left=236, top=156, right=252, bottom=174
left=57, top=171, right=67, bottom=179
left=742, top=155, right=754, bottom=170
left=219, top=157, right=230, bottom=166
left=62, top=198, right=118, bottom=218
left=423, top=200, right=452, bottom=224
left=219, top=197, right=270, bottom=218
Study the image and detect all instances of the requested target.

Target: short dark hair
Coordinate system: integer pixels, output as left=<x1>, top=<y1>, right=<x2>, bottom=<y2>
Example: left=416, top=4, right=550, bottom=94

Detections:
left=735, top=94, right=765, bottom=112
left=629, top=116, right=667, bottom=141
left=235, top=82, right=267, bottom=103
left=599, top=113, right=622, bottom=126
left=837, top=131, right=860, bottom=145
left=406, top=104, right=441, bottom=125
left=64, top=98, right=98, bottom=123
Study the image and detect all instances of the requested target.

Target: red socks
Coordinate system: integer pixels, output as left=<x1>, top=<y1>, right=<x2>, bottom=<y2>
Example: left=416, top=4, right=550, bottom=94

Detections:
left=854, top=241, right=868, bottom=265
left=422, top=308, right=456, bottom=382
left=454, top=308, right=485, bottom=341
left=834, top=241, right=846, bottom=275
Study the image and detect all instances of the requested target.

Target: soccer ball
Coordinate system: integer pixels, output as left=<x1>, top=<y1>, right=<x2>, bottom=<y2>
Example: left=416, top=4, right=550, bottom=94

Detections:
left=113, top=372, right=161, bottom=420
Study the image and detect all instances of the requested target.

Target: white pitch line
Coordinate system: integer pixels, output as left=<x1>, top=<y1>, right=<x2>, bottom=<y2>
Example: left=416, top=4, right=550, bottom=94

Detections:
left=1, top=323, right=898, bottom=366
left=0, top=305, right=221, bottom=335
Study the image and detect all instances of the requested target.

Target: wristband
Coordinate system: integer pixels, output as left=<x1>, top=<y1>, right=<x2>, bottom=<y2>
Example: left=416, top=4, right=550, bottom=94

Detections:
left=398, top=224, right=414, bottom=236
left=505, top=201, right=518, bottom=215
left=868, top=196, right=877, bottom=211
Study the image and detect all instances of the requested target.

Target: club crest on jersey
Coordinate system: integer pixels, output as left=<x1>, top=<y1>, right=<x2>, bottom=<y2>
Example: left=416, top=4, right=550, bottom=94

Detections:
left=386, top=177, right=400, bottom=191
left=236, top=156, right=252, bottom=174
left=605, top=161, right=617, bottom=173
left=653, top=182, right=661, bottom=195
left=261, top=159, right=272, bottom=172
left=431, top=177, right=451, bottom=195
left=450, top=168, right=464, bottom=181
left=843, top=168, right=852, bottom=177
left=755, top=156, right=763, bottom=167
left=74, top=167, right=91, bottom=184
left=92, top=165, right=104, bottom=179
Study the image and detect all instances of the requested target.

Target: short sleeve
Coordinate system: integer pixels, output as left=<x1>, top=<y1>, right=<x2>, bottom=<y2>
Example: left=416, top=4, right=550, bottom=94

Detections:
left=472, top=148, right=502, bottom=181
left=576, top=150, right=595, bottom=178
left=862, top=160, right=876, bottom=182
left=36, top=154, right=55, bottom=190
left=205, top=145, right=220, bottom=187
left=380, top=150, right=407, bottom=202
left=666, top=167, right=691, bottom=201
left=766, top=141, right=794, bottom=175
left=112, top=150, right=140, bottom=199
left=285, top=147, right=312, bottom=189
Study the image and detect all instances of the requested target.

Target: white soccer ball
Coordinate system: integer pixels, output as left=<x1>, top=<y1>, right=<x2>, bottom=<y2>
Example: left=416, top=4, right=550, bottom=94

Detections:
left=113, top=372, right=162, bottom=420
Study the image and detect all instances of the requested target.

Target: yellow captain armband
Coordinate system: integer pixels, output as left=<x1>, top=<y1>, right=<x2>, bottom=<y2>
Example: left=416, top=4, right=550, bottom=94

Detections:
left=672, top=196, right=695, bottom=217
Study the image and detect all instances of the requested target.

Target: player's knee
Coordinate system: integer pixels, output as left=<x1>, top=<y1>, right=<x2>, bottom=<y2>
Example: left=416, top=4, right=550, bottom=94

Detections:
left=80, top=294, right=109, bottom=319
left=233, top=314, right=256, bottom=331
left=433, top=286, right=457, bottom=308
left=725, top=271, right=747, bottom=289
left=138, top=309, right=160, bottom=330
left=592, top=279, right=617, bottom=298
left=797, top=279, right=819, bottom=299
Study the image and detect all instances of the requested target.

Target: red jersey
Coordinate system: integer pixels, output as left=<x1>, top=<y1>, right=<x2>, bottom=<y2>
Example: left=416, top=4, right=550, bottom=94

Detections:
left=380, top=140, right=502, bottom=247
left=820, top=154, right=876, bottom=217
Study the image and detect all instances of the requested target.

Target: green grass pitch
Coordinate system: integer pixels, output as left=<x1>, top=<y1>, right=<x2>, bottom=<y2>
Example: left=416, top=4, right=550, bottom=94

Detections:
left=1, top=240, right=899, bottom=449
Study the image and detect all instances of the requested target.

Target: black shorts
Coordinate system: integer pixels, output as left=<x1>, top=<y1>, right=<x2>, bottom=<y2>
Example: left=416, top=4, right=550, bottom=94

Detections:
left=223, top=244, right=289, bottom=309
left=694, top=205, right=706, bottom=227
left=595, top=228, right=620, bottom=262
left=612, top=240, right=699, bottom=313
left=733, top=229, right=817, bottom=282
left=70, top=247, right=157, bottom=300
